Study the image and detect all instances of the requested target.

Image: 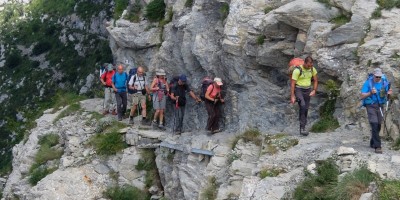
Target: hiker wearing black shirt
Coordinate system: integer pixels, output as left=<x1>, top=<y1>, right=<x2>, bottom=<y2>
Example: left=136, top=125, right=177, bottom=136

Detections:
left=170, top=75, right=201, bottom=134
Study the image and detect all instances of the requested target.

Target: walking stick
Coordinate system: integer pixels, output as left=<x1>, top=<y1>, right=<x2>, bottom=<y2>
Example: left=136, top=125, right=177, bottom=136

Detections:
left=173, top=97, right=179, bottom=133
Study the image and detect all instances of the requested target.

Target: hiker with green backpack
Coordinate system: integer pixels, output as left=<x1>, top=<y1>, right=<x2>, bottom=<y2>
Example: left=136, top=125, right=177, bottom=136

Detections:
left=290, top=56, right=318, bottom=136
left=170, top=74, right=202, bottom=134
left=360, top=68, right=392, bottom=154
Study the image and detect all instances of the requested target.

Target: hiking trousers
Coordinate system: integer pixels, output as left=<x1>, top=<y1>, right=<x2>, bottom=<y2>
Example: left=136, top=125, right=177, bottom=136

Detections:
left=174, top=105, right=185, bottom=132
left=295, top=87, right=311, bottom=129
left=104, top=87, right=116, bottom=111
left=205, top=100, right=221, bottom=131
left=115, top=92, right=127, bottom=118
left=366, top=104, right=383, bottom=148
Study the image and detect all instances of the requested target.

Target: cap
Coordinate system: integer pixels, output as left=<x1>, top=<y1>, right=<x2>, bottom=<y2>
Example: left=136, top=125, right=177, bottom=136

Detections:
left=156, top=69, right=166, bottom=76
left=373, top=68, right=383, bottom=77
left=179, top=74, right=187, bottom=82
left=107, top=64, right=113, bottom=71
left=214, top=77, right=223, bottom=86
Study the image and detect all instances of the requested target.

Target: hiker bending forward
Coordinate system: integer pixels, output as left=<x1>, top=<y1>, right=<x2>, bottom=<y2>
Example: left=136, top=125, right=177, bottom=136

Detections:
left=290, top=56, right=318, bottom=136
left=100, top=64, right=116, bottom=115
left=205, top=78, right=224, bottom=134
left=112, top=65, right=129, bottom=121
left=360, top=68, right=392, bottom=154
left=151, top=69, right=169, bottom=129
left=170, top=75, right=202, bottom=134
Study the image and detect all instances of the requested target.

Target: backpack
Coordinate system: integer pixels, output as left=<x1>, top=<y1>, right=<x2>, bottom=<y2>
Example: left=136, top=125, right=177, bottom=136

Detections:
left=100, top=65, right=107, bottom=77
left=127, top=68, right=138, bottom=94
left=362, top=73, right=390, bottom=106
left=200, top=77, right=214, bottom=101
left=167, top=76, right=180, bottom=104
left=288, top=58, right=304, bottom=77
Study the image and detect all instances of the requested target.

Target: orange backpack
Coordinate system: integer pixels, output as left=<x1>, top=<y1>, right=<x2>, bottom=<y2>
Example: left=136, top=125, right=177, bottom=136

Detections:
left=288, top=58, right=304, bottom=78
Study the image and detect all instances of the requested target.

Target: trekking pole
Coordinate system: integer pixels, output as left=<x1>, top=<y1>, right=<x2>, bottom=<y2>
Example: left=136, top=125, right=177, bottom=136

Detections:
left=172, top=98, right=179, bottom=133
left=375, top=93, right=390, bottom=139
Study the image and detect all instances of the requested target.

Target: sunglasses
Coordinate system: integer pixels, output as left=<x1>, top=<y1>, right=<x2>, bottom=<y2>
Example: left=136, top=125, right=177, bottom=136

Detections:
left=375, top=76, right=381, bottom=79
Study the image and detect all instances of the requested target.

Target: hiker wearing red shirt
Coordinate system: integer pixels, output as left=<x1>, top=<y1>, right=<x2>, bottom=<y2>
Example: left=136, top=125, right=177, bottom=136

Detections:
left=100, top=64, right=117, bottom=115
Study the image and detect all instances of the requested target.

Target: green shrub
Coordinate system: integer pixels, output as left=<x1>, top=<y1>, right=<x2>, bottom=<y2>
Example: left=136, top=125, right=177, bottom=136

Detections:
left=330, top=14, right=350, bottom=27
left=4, top=50, right=22, bottom=69
left=185, top=0, right=194, bottom=7
left=29, top=0, right=75, bottom=16
left=293, top=159, right=339, bottom=199
left=90, top=131, right=127, bottom=155
left=113, top=0, right=129, bottom=19
left=317, top=0, right=332, bottom=8
left=38, top=133, right=59, bottom=147
left=377, top=0, right=400, bottom=9
left=125, top=0, right=142, bottom=23
left=220, top=2, right=229, bottom=20
left=32, top=41, right=52, bottom=55
left=35, top=145, right=64, bottom=165
left=201, top=176, right=218, bottom=200
left=28, top=166, right=57, bottom=185
left=311, top=116, right=340, bottom=132
left=372, top=8, right=382, bottom=18
left=379, top=180, right=400, bottom=200
left=329, top=166, right=377, bottom=199
left=259, top=167, right=286, bottom=179
left=145, top=0, right=166, bottom=22
left=264, top=6, right=273, bottom=14
left=393, top=138, right=400, bottom=150
left=104, top=185, right=150, bottom=200
left=256, top=35, right=266, bottom=45
left=159, top=7, right=173, bottom=26
left=231, top=129, right=262, bottom=149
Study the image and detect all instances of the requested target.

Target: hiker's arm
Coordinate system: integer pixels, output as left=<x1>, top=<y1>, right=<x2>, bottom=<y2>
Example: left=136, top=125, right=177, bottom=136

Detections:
left=100, top=74, right=106, bottom=85
left=361, top=92, right=373, bottom=99
left=189, top=91, right=201, bottom=102
left=150, top=79, right=158, bottom=91
left=290, top=79, right=296, bottom=104
left=111, top=82, right=117, bottom=92
left=205, top=88, right=214, bottom=102
left=310, top=75, right=318, bottom=97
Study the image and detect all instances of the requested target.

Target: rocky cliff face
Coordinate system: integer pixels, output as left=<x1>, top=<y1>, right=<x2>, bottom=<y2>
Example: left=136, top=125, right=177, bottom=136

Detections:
left=108, top=0, right=400, bottom=139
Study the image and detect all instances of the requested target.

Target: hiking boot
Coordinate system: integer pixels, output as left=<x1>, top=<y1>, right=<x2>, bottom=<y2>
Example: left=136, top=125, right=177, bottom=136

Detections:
left=300, top=128, right=309, bottom=136
left=118, top=117, right=122, bottom=121
left=375, top=148, right=383, bottom=154
left=112, top=110, right=117, bottom=115
left=103, top=110, right=109, bottom=115
left=129, top=117, right=134, bottom=125
left=211, top=129, right=222, bottom=134
left=152, top=120, right=158, bottom=126
left=158, top=124, right=165, bottom=130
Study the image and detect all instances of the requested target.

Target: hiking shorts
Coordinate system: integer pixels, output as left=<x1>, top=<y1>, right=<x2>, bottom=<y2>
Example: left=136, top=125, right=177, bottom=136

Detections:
left=131, top=93, right=146, bottom=106
left=153, top=93, right=166, bottom=110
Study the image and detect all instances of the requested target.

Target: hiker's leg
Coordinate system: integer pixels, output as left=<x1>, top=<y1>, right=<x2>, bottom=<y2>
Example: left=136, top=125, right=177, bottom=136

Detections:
left=370, top=123, right=381, bottom=148
left=115, top=93, right=123, bottom=118
left=140, top=95, right=147, bottom=118
left=295, top=88, right=307, bottom=129
left=205, top=101, right=213, bottom=130
left=367, top=105, right=381, bottom=148
left=159, top=95, right=166, bottom=125
left=302, top=88, right=311, bottom=125
left=130, top=94, right=138, bottom=117
left=177, top=106, right=184, bottom=131
left=104, top=88, right=110, bottom=112
left=213, top=103, right=221, bottom=131
left=121, top=92, right=127, bottom=115
left=159, top=110, right=164, bottom=125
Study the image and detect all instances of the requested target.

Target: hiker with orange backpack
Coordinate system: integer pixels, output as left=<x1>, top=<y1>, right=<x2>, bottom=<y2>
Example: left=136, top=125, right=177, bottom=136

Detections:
left=204, top=77, right=224, bottom=134
left=170, top=74, right=202, bottom=134
left=290, top=56, right=318, bottom=136
left=150, top=69, right=169, bottom=129
left=100, top=64, right=117, bottom=115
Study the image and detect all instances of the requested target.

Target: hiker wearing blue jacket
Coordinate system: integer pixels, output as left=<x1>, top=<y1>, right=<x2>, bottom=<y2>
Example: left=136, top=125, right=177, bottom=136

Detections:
left=360, top=68, right=392, bottom=154
left=112, top=65, right=129, bottom=121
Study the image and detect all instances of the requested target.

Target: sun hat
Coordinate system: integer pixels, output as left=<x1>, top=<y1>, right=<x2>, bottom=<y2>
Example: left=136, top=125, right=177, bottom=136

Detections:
left=214, top=77, right=223, bottom=86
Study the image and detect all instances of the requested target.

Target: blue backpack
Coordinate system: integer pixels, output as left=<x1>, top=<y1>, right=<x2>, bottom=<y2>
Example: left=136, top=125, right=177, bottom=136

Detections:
left=127, top=68, right=138, bottom=94
left=362, top=73, right=390, bottom=106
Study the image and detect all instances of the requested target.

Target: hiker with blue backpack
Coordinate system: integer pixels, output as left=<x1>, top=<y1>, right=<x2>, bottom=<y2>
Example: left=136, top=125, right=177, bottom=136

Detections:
left=360, top=68, right=392, bottom=154
left=112, top=65, right=129, bottom=121
left=128, top=66, right=150, bottom=125
left=150, top=69, right=169, bottom=129
left=100, top=64, right=117, bottom=115
left=170, top=74, right=202, bottom=134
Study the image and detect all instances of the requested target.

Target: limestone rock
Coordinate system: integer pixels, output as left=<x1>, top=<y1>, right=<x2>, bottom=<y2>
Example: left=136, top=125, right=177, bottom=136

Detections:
left=359, top=192, right=373, bottom=200
left=337, top=146, right=357, bottom=155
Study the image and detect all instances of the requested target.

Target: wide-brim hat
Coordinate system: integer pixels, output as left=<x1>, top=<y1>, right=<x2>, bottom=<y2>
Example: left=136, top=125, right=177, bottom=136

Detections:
left=107, top=64, right=113, bottom=71
left=156, top=69, right=166, bottom=76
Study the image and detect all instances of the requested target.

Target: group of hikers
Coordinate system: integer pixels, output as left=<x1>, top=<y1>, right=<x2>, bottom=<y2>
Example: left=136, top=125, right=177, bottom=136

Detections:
left=100, top=64, right=224, bottom=134
left=289, top=56, right=392, bottom=154
left=100, top=55, right=393, bottom=154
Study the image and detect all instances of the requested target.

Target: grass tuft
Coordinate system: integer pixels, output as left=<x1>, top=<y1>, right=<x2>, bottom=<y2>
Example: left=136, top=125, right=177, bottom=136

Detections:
left=264, top=6, right=273, bottom=14
left=259, top=167, right=286, bottom=179
left=135, top=149, right=161, bottom=188
left=378, top=179, right=400, bottom=200
left=90, top=131, right=127, bottom=155
left=125, top=0, right=142, bottom=23
left=256, top=35, right=266, bottom=45
left=330, top=14, right=351, bottom=27
left=231, top=129, right=262, bottom=149
left=377, top=0, right=400, bottom=9
left=317, top=0, right=332, bottom=8
left=113, top=0, right=129, bottom=19
left=35, top=145, right=63, bottom=165
left=262, top=133, right=298, bottom=155
left=28, top=166, right=57, bottom=186
left=393, top=138, right=400, bottom=150
left=38, top=133, right=59, bottom=147
left=201, top=176, right=218, bottom=200
left=371, top=8, right=382, bottom=19
left=53, top=103, right=81, bottom=123
left=104, top=185, right=150, bottom=200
